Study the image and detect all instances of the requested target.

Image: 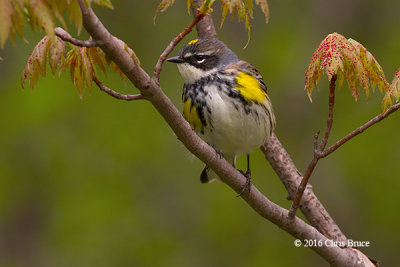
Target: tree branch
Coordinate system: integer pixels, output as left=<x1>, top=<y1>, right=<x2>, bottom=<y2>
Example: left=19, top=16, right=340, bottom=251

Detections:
left=55, top=27, right=99, bottom=47
left=321, top=101, right=400, bottom=158
left=192, top=0, right=217, bottom=39
left=76, top=1, right=375, bottom=265
left=93, top=77, right=144, bottom=101
left=289, top=75, right=337, bottom=218
left=153, top=11, right=205, bottom=81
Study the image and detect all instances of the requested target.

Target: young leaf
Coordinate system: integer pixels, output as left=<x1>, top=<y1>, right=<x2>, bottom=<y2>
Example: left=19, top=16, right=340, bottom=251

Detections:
left=154, top=0, right=176, bottom=23
left=220, top=0, right=268, bottom=46
left=93, top=0, right=114, bottom=9
left=304, top=33, right=386, bottom=102
left=390, top=67, right=400, bottom=99
left=49, top=37, right=66, bottom=75
left=21, top=36, right=51, bottom=90
left=255, top=0, right=270, bottom=23
left=0, top=0, right=13, bottom=47
left=348, top=38, right=389, bottom=95
left=27, top=0, right=56, bottom=40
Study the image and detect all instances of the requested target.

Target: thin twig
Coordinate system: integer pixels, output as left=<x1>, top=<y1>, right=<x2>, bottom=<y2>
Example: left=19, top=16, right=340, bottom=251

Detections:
left=153, top=11, right=205, bottom=81
left=93, top=77, right=144, bottom=101
left=289, top=76, right=337, bottom=219
left=321, top=101, right=400, bottom=158
left=320, top=75, right=337, bottom=150
left=55, top=27, right=98, bottom=47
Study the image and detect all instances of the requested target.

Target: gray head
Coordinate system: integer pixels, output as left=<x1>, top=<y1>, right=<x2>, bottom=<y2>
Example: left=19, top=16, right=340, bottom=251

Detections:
left=167, top=38, right=239, bottom=83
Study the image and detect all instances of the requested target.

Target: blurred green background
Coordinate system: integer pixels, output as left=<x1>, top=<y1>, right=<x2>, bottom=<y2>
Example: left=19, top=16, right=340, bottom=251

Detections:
left=1, top=0, right=400, bottom=266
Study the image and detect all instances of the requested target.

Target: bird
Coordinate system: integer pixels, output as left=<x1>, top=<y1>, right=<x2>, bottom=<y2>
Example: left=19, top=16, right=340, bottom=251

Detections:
left=167, top=38, right=275, bottom=195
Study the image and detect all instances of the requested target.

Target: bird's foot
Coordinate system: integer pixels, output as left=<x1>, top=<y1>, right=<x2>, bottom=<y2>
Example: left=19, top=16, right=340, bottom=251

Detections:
left=237, top=169, right=251, bottom=197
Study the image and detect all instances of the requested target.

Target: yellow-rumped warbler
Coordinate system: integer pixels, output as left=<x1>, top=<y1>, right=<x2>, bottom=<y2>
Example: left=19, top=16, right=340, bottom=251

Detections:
left=168, top=38, right=275, bottom=194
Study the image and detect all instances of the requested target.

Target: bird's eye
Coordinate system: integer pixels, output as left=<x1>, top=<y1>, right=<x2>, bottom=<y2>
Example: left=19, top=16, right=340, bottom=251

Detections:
left=194, top=55, right=206, bottom=64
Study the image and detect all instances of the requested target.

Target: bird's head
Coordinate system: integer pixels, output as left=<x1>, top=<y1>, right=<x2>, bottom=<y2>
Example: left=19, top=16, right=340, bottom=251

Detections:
left=167, top=38, right=239, bottom=84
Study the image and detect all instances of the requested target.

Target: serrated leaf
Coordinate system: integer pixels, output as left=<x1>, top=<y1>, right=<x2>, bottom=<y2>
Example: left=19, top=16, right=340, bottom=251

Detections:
left=89, top=47, right=107, bottom=75
left=49, top=37, right=66, bottom=75
left=348, top=38, right=389, bottom=96
left=67, top=2, right=83, bottom=35
left=154, top=0, right=176, bottom=24
left=9, top=0, right=25, bottom=43
left=0, top=0, right=13, bottom=47
left=304, top=33, right=387, bottom=103
left=382, top=91, right=393, bottom=112
left=21, top=36, right=51, bottom=90
left=27, top=0, right=56, bottom=40
left=390, top=67, right=400, bottom=99
left=63, top=45, right=97, bottom=97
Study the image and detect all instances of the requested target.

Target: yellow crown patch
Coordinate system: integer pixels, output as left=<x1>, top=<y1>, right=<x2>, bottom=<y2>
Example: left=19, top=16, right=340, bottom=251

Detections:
left=187, top=39, right=199, bottom=45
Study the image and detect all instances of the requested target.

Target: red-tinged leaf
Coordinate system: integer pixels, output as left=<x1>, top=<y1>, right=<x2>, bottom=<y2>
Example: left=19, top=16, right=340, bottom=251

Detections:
left=305, top=33, right=370, bottom=102
left=21, top=36, right=51, bottom=90
left=89, top=47, right=107, bottom=75
left=154, top=0, right=176, bottom=23
left=390, top=67, right=400, bottom=100
left=382, top=92, right=393, bottom=112
left=348, top=38, right=389, bottom=95
left=245, top=0, right=253, bottom=17
left=0, top=0, right=13, bottom=48
left=80, top=47, right=94, bottom=93
left=49, top=37, right=66, bottom=75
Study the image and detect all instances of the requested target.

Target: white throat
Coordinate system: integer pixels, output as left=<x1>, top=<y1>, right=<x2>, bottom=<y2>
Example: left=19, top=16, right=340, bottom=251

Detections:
left=177, top=63, right=217, bottom=84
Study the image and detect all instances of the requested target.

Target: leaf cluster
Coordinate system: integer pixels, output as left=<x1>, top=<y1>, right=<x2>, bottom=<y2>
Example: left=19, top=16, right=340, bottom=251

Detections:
left=21, top=34, right=138, bottom=98
left=304, top=33, right=398, bottom=111
left=154, top=0, right=270, bottom=46
left=0, top=0, right=113, bottom=48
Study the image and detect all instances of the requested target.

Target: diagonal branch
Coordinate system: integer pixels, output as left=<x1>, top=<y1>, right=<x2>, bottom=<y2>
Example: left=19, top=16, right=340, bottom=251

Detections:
left=93, top=77, right=144, bottom=101
left=55, top=27, right=99, bottom=47
left=153, top=11, right=205, bottom=81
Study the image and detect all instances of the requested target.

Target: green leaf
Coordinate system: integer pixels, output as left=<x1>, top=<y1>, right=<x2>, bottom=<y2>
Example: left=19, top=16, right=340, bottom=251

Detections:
left=93, top=0, right=114, bottom=9
left=154, top=0, right=176, bottom=24
left=0, top=0, right=13, bottom=47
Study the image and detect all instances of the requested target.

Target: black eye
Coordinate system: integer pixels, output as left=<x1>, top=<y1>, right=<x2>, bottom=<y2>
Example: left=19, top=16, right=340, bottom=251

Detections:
left=194, top=55, right=206, bottom=63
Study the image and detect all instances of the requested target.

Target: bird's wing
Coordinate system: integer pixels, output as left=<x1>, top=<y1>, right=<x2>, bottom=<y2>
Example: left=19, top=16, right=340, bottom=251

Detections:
left=225, top=60, right=270, bottom=103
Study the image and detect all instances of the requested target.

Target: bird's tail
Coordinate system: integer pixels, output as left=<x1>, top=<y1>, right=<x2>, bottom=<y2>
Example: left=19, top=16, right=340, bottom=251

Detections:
left=200, top=154, right=236, bottom=183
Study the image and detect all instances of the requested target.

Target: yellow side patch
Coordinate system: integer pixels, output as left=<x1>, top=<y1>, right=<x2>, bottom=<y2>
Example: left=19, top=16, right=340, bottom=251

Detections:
left=183, top=98, right=202, bottom=130
left=235, top=72, right=267, bottom=103
left=187, top=39, right=199, bottom=45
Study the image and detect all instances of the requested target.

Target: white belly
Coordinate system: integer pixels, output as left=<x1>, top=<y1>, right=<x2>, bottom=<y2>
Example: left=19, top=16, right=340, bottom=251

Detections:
left=201, top=84, right=272, bottom=156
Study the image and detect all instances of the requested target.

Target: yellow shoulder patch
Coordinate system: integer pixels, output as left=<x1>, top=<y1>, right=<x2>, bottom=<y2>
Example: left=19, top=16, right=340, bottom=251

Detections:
left=183, top=98, right=202, bottom=131
left=187, top=39, right=199, bottom=45
left=235, top=72, right=267, bottom=103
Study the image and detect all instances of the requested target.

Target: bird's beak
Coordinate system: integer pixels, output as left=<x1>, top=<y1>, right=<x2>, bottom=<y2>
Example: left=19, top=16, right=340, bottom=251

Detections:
left=167, top=56, right=184, bottom=64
